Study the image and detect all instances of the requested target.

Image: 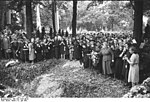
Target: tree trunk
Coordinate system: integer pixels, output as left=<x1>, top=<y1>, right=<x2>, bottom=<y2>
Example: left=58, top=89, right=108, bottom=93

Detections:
left=133, top=0, right=143, bottom=45
left=0, top=1, right=6, bottom=30
left=6, top=10, right=11, bottom=25
left=72, top=0, right=77, bottom=37
left=23, top=6, right=27, bottom=32
left=26, top=0, right=33, bottom=40
left=52, top=0, right=56, bottom=38
left=36, top=3, right=41, bottom=33
left=1, top=10, right=5, bottom=30
left=55, top=6, right=59, bottom=33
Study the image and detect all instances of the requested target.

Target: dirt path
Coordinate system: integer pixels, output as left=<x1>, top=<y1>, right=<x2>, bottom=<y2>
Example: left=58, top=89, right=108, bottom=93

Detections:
left=23, top=60, right=129, bottom=98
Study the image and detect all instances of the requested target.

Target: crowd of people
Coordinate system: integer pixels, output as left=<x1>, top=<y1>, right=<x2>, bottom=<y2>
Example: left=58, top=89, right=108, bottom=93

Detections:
left=0, top=25, right=150, bottom=88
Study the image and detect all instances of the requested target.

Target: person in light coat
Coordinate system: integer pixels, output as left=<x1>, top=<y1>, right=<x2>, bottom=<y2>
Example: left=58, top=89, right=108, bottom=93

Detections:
left=29, top=38, right=36, bottom=64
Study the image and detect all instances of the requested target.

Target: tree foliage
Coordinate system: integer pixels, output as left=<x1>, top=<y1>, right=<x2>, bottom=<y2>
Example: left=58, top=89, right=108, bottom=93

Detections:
left=3, top=0, right=150, bottom=33
left=77, top=1, right=134, bottom=32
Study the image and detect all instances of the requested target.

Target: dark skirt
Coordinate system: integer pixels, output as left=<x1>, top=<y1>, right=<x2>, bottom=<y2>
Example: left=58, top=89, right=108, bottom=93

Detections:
left=122, top=61, right=129, bottom=82
left=55, top=47, right=59, bottom=59
left=60, top=45, right=65, bottom=55
left=114, top=58, right=123, bottom=76
left=65, top=46, right=69, bottom=59
left=36, top=52, right=43, bottom=61
left=95, top=57, right=102, bottom=73
left=19, top=49, right=29, bottom=62
left=83, top=55, right=89, bottom=68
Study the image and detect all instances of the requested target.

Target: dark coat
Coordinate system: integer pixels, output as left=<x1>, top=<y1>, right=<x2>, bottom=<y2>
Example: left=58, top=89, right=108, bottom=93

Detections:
left=35, top=43, right=43, bottom=61
left=122, top=50, right=131, bottom=82
left=114, top=48, right=123, bottom=76
left=73, top=43, right=82, bottom=60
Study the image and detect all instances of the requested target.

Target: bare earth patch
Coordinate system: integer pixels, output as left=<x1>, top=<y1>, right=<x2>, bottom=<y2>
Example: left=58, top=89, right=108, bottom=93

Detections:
left=0, top=60, right=129, bottom=98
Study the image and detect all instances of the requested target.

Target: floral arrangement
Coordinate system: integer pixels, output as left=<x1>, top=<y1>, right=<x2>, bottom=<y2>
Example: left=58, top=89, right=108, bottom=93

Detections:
left=123, top=77, right=150, bottom=98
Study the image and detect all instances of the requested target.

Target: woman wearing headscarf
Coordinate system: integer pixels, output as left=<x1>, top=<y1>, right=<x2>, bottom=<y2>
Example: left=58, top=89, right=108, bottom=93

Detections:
left=99, top=42, right=114, bottom=75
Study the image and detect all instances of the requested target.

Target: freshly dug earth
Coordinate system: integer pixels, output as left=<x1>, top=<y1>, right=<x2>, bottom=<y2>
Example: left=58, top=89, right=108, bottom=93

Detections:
left=0, top=60, right=129, bottom=97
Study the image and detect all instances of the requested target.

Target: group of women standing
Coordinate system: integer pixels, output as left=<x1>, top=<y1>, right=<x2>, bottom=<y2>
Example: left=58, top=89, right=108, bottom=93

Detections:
left=76, top=32, right=140, bottom=88
left=0, top=27, right=141, bottom=87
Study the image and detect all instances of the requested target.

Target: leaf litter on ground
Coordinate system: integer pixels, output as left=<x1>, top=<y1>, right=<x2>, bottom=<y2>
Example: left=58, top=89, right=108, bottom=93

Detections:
left=0, top=59, right=129, bottom=98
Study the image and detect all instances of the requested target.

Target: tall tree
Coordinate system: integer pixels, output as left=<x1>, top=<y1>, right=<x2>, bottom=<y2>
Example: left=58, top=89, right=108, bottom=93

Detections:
left=0, top=1, right=7, bottom=30
left=52, top=0, right=56, bottom=38
left=25, top=0, right=33, bottom=39
left=133, top=0, right=143, bottom=45
left=72, top=0, right=77, bottom=37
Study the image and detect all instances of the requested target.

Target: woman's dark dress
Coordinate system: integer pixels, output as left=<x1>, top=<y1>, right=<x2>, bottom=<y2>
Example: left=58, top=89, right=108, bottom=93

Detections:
left=54, top=40, right=60, bottom=59
left=73, top=42, right=82, bottom=60
left=17, top=41, right=25, bottom=62
left=11, top=40, right=18, bottom=59
left=35, top=43, right=43, bottom=62
left=114, top=48, right=123, bottom=78
left=60, top=41, right=65, bottom=55
left=47, top=41, right=53, bottom=59
left=65, top=44, right=69, bottom=59
left=83, top=46, right=92, bottom=68
left=122, top=50, right=131, bottom=83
